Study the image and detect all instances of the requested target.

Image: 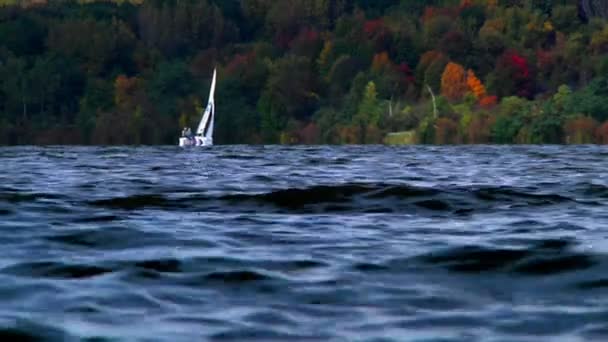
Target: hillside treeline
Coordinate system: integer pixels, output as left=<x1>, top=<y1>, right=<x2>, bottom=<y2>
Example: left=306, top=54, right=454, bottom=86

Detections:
left=1, top=0, right=608, bottom=145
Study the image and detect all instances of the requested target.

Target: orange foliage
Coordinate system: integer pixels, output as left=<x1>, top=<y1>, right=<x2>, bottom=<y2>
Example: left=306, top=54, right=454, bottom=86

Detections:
left=371, top=51, right=391, bottom=73
left=479, top=95, right=498, bottom=109
left=564, top=117, right=599, bottom=144
left=466, top=69, right=486, bottom=100
left=595, top=122, right=608, bottom=144
left=441, top=62, right=467, bottom=101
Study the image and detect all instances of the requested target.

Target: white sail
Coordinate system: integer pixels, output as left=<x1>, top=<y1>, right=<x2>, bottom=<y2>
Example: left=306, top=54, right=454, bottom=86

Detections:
left=179, top=68, right=216, bottom=147
left=196, top=68, right=217, bottom=138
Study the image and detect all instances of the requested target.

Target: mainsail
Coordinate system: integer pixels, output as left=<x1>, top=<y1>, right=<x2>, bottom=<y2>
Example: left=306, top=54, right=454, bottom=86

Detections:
left=196, top=68, right=217, bottom=139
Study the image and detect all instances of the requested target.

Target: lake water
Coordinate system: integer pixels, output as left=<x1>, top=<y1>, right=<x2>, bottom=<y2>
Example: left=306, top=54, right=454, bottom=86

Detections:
left=0, top=145, right=607, bottom=341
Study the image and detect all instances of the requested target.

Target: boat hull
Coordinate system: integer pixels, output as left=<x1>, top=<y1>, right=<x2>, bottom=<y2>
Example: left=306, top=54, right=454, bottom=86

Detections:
left=179, top=137, right=213, bottom=147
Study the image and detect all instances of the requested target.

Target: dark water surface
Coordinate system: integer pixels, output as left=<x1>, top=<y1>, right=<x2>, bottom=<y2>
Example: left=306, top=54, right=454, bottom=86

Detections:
left=1, top=145, right=607, bottom=341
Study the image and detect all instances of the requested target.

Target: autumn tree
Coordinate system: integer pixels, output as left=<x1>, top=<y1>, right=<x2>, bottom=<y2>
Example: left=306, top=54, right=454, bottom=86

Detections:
left=490, top=49, right=535, bottom=99
left=441, top=62, right=468, bottom=101
left=466, top=69, right=486, bottom=100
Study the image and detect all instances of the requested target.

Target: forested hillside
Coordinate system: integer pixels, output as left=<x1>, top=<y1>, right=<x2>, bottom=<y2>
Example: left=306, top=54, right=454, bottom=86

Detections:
left=1, top=0, right=608, bottom=145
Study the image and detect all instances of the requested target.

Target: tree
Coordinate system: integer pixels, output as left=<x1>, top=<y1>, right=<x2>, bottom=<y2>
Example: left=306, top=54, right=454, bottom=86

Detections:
left=441, top=62, right=468, bottom=101
left=259, top=55, right=319, bottom=122
left=421, top=52, right=449, bottom=94
left=0, top=56, right=30, bottom=122
left=466, top=69, right=486, bottom=100
left=490, top=49, right=535, bottom=99
left=596, top=121, right=608, bottom=144
left=564, top=116, right=598, bottom=144
left=352, top=80, right=383, bottom=143
left=434, top=117, right=459, bottom=144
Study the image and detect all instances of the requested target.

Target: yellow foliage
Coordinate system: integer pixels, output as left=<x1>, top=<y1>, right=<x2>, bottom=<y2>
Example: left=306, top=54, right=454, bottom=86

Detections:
left=317, top=40, right=333, bottom=70
left=480, top=18, right=505, bottom=34
left=590, top=24, right=608, bottom=53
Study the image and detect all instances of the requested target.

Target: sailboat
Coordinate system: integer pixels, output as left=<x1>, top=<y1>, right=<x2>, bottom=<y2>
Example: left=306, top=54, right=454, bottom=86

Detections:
left=179, top=68, right=216, bottom=147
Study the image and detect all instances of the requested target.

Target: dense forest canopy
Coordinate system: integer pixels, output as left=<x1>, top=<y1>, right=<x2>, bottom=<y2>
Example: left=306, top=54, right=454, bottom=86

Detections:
left=1, top=0, right=608, bottom=145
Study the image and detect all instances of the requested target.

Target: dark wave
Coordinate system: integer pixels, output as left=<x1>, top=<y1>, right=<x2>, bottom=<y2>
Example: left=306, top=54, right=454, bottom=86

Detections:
left=2, top=261, right=113, bottom=279
left=581, top=183, right=608, bottom=198
left=0, top=192, right=66, bottom=204
left=72, top=215, right=120, bottom=223
left=87, top=183, right=584, bottom=215
left=89, top=194, right=181, bottom=210
left=577, top=279, right=608, bottom=289
left=419, top=239, right=597, bottom=276
left=0, top=321, right=71, bottom=342
left=203, top=270, right=274, bottom=283
left=45, top=227, right=174, bottom=250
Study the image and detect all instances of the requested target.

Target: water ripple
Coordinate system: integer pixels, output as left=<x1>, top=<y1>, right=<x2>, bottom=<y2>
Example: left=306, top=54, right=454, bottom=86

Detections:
left=0, top=145, right=607, bottom=341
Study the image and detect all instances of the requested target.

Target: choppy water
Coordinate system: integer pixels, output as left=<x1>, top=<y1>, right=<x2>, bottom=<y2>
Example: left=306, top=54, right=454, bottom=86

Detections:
left=1, top=145, right=607, bottom=341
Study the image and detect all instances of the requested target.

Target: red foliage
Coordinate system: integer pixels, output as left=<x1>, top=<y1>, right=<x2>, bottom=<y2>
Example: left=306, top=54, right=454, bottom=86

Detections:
left=364, top=19, right=385, bottom=37
left=289, top=27, right=321, bottom=50
left=496, top=49, right=535, bottom=99
left=363, top=18, right=391, bottom=51
left=459, top=0, right=473, bottom=9
left=509, top=52, right=530, bottom=78
left=479, top=95, right=498, bottom=109
left=397, top=63, right=415, bottom=84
